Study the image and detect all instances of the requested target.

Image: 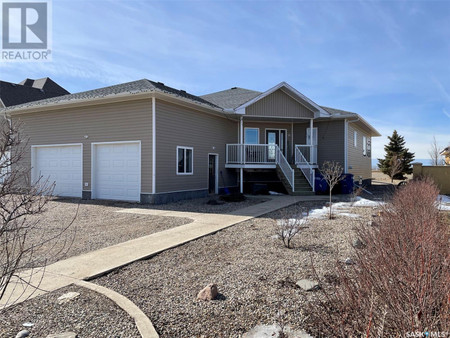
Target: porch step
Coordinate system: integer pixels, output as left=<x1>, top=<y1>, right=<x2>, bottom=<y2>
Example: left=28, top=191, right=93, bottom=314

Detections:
left=276, top=166, right=314, bottom=196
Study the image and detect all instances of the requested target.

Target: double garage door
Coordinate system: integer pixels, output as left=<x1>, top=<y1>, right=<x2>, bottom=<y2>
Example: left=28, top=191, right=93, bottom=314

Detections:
left=32, top=142, right=141, bottom=202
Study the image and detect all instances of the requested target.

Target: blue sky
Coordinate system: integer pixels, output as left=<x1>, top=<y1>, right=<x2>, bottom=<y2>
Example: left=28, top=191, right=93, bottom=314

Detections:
left=1, top=0, right=449, bottom=159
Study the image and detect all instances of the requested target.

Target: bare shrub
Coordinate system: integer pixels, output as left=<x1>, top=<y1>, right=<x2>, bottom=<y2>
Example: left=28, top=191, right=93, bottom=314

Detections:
left=319, top=161, right=344, bottom=219
left=387, top=154, right=403, bottom=183
left=429, top=136, right=444, bottom=166
left=0, top=120, right=77, bottom=305
left=305, top=179, right=449, bottom=337
left=275, top=207, right=308, bottom=249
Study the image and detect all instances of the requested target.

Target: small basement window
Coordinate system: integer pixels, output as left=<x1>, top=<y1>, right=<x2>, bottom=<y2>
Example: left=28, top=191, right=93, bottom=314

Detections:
left=177, top=146, right=193, bottom=175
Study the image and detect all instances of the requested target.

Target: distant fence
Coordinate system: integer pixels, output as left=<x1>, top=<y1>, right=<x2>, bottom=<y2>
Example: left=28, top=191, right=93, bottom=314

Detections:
left=413, top=163, right=450, bottom=194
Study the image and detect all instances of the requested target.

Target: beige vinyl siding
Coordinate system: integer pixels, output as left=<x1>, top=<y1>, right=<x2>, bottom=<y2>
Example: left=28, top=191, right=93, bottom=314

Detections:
left=347, top=122, right=371, bottom=180
left=293, top=120, right=345, bottom=166
left=12, top=99, right=153, bottom=193
left=246, top=88, right=314, bottom=118
left=155, top=100, right=237, bottom=193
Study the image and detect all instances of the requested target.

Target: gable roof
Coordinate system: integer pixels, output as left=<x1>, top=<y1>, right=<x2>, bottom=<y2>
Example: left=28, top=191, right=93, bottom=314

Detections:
left=0, top=78, right=70, bottom=107
left=3, top=79, right=220, bottom=112
left=200, top=87, right=261, bottom=110
left=202, top=82, right=331, bottom=118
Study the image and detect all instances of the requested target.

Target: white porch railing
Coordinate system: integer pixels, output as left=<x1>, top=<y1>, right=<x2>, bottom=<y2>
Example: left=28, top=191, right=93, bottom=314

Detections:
left=226, top=144, right=294, bottom=191
left=295, top=146, right=315, bottom=192
left=295, top=144, right=317, bottom=165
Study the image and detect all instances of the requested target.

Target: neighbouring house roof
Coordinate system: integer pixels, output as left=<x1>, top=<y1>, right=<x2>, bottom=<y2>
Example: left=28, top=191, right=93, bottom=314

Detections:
left=0, top=77, right=70, bottom=107
left=200, top=87, right=262, bottom=109
left=3, top=79, right=220, bottom=112
left=18, top=77, right=69, bottom=96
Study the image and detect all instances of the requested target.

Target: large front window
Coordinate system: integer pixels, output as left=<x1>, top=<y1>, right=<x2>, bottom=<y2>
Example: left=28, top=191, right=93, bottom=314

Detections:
left=177, top=146, right=193, bottom=175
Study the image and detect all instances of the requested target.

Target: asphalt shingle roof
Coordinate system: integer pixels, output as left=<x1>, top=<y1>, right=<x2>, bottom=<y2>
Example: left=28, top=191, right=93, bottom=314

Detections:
left=3, top=79, right=220, bottom=111
left=320, top=106, right=358, bottom=117
left=200, top=87, right=262, bottom=110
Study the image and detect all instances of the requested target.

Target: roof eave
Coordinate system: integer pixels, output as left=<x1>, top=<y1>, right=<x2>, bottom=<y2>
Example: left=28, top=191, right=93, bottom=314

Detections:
left=4, top=88, right=225, bottom=116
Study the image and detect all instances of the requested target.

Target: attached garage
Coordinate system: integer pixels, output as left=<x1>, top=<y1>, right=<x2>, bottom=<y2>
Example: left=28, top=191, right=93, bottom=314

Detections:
left=31, top=144, right=83, bottom=198
left=92, top=141, right=141, bottom=202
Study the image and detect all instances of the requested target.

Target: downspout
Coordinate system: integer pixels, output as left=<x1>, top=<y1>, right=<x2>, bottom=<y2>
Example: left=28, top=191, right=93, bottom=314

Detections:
left=152, top=97, right=156, bottom=194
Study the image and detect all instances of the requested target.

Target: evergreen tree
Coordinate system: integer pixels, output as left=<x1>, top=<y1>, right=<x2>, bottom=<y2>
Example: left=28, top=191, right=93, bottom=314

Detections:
left=378, top=130, right=415, bottom=180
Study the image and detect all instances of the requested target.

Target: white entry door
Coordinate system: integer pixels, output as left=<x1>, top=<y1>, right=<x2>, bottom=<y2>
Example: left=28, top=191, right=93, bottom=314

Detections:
left=32, top=144, right=83, bottom=197
left=92, top=141, right=141, bottom=202
left=306, top=127, right=318, bottom=164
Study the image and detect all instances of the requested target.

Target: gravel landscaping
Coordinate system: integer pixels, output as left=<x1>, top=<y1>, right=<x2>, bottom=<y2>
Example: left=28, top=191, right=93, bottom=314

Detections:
left=0, top=284, right=140, bottom=337
left=26, top=198, right=193, bottom=266
left=94, top=200, right=378, bottom=337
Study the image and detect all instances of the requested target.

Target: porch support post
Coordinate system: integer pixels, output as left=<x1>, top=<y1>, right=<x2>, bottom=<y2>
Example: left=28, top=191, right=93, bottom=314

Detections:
left=310, top=118, right=314, bottom=163
left=239, top=116, right=243, bottom=144
left=240, top=168, right=243, bottom=194
left=240, top=116, right=244, bottom=194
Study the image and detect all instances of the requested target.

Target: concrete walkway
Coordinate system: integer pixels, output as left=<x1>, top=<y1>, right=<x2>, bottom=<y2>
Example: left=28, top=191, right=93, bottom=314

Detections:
left=0, top=195, right=326, bottom=310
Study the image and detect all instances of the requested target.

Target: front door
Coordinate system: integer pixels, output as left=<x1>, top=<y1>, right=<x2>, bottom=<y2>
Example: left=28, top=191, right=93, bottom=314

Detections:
left=208, top=154, right=218, bottom=194
left=266, top=129, right=286, bottom=161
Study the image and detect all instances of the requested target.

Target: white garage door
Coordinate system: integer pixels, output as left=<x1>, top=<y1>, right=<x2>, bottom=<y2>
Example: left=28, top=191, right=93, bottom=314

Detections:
left=92, top=141, right=141, bottom=202
left=32, top=144, right=83, bottom=198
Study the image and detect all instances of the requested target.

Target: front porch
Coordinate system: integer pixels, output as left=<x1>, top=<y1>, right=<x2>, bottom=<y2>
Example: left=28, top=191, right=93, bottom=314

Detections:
left=225, top=143, right=316, bottom=195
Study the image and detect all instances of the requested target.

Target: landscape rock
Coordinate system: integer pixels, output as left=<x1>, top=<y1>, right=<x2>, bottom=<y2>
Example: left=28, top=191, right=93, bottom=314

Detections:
left=196, top=283, right=218, bottom=301
left=15, top=330, right=30, bottom=338
left=352, top=238, right=366, bottom=249
left=243, top=324, right=313, bottom=338
left=345, top=257, right=355, bottom=265
left=22, top=322, right=34, bottom=328
left=57, top=291, right=80, bottom=304
left=296, top=279, right=320, bottom=291
left=46, top=333, right=78, bottom=338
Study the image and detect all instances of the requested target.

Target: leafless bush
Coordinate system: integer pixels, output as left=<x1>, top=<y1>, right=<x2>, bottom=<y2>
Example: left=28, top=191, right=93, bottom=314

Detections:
left=275, top=207, right=308, bottom=249
left=429, top=136, right=444, bottom=166
left=319, top=161, right=344, bottom=219
left=0, top=119, right=77, bottom=306
left=387, top=154, right=403, bottom=183
left=305, top=179, right=449, bottom=337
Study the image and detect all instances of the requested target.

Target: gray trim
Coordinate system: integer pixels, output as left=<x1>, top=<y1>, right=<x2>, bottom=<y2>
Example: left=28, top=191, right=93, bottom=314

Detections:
left=82, top=191, right=91, bottom=200
left=144, top=190, right=208, bottom=204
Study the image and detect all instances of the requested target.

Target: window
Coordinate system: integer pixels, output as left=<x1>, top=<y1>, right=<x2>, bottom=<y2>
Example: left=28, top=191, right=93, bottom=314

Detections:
left=177, top=146, right=193, bottom=175
left=244, top=128, right=259, bottom=144
left=353, top=131, right=358, bottom=148
left=363, top=136, right=367, bottom=156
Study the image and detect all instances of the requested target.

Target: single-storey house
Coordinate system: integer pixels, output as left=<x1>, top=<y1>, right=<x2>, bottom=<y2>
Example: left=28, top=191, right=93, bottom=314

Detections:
left=3, top=80, right=380, bottom=204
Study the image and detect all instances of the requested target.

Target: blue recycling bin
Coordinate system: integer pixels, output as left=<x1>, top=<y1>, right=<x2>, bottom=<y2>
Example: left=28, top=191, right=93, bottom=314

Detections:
left=340, top=174, right=354, bottom=194
left=314, top=172, right=329, bottom=194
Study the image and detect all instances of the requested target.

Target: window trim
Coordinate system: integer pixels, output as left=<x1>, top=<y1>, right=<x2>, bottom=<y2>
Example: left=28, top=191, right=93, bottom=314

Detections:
left=363, top=136, right=367, bottom=156
left=353, top=131, right=358, bottom=148
left=244, top=127, right=259, bottom=144
left=176, top=146, right=194, bottom=175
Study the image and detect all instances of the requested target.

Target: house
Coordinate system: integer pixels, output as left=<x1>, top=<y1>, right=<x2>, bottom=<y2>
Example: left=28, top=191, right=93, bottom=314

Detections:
left=0, top=77, right=69, bottom=108
left=3, top=80, right=380, bottom=204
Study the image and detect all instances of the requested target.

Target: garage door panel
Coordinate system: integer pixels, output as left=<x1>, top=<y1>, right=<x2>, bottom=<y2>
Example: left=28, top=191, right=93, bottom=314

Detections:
left=33, top=145, right=82, bottom=198
left=93, top=142, right=140, bottom=202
